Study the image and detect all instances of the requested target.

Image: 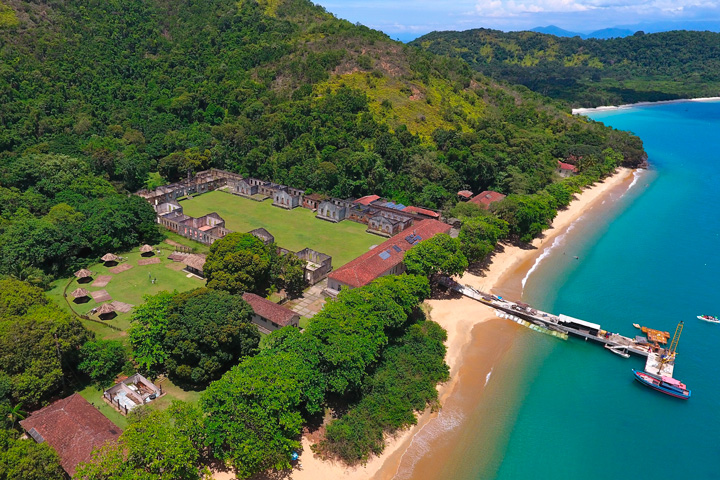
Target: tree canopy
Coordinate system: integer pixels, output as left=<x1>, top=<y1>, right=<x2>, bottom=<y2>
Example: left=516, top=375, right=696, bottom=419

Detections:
left=413, top=28, right=720, bottom=107
left=0, top=430, right=65, bottom=480
left=164, top=288, right=259, bottom=388
left=130, top=288, right=259, bottom=387
left=403, top=234, right=469, bottom=278
left=75, top=409, right=203, bottom=480
left=204, top=233, right=275, bottom=295
left=198, top=274, right=438, bottom=477
left=78, top=340, right=129, bottom=388
left=0, top=279, right=91, bottom=406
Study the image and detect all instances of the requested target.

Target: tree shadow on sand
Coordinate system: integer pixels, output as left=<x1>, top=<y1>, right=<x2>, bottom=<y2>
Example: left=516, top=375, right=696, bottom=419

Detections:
left=466, top=240, right=538, bottom=278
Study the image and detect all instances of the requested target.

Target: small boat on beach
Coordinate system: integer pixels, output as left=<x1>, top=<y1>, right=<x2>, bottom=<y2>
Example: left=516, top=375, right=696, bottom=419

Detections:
left=605, top=344, right=630, bottom=358
left=697, top=315, right=719, bottom=323
left=632, top=370, right=691, bottom=399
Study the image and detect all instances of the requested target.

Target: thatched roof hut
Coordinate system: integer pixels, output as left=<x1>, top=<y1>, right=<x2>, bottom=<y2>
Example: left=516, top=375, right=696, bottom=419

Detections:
left=101, top=253, right=119, bottom=262
left=96, top=303, right=115, bottom=317
left=70, top=288, right=90, bottom=299
left=74, top=268, right=93, bottom=279
left=139, top=244, right=153, bottom=254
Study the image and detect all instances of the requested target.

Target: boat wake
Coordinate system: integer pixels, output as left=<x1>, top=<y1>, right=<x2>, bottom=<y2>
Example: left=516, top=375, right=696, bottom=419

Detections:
left=392, top=408, right=465, bottom=480
left=521, top=218, right=582, bottom=290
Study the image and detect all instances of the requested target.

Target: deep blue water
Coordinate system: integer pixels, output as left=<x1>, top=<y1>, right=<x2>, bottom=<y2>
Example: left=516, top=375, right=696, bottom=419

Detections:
left=492, top=101, right=720, bottom=479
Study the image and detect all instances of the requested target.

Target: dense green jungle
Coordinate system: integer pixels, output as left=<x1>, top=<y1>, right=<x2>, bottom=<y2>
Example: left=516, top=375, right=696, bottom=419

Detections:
left=413, top=28, right=720, bottom=107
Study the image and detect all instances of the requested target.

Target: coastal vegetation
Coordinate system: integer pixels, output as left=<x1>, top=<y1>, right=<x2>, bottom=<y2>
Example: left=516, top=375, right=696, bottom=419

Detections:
left=411, top=29, right=720, bottom=107
left=1, top=0, right=644, bottom=211
left=0, top=0, right=656, bottom=477
left=129, top=288, right=260, bottom=388
left=74, top=274, right=443, bottom=477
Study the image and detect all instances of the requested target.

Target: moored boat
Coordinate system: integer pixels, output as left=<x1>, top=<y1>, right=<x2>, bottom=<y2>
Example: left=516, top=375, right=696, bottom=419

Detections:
left=697, top=315, right=719, bottom=323
left=605, top=344, right=630, bottom=358
left=632, top=370, right=691, bottom=399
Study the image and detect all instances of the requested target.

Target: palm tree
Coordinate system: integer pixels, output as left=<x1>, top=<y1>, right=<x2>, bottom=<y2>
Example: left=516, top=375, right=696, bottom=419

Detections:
left=7, top=403, right=27, bottom=429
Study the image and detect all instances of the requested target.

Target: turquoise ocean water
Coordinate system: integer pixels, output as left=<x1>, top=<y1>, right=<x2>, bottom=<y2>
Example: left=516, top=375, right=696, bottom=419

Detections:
left=488, top=101, right=720, bottom=479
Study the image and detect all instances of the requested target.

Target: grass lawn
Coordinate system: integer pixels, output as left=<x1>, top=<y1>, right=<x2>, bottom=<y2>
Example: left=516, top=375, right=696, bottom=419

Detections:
left=77, top=376, right=203, bottom=430
left=47, top=245, right=204, bottom=344
left=78, top=384, right=130, bottom=429
left=162, top=229, right=211, bottom=254
left=46, top=247, right=211, bottom=428
left=179, top=190, right=380, bottom=267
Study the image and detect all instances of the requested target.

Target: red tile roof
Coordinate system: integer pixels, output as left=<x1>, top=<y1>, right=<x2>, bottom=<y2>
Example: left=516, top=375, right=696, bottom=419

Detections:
left=20, top=394, right=122, bottom=476
left=402, top=206, right=440, bottom=218
left=469, top=191, right=506, bottom=208
left=328, top=219, right=451, bottom=289
left=354, top=195, right=380, bottom=206
left=558, top=160, right=578, bottom=172
left=242, top=293, right=299, bottom=327
left=457, top=190, right=473, bottom=199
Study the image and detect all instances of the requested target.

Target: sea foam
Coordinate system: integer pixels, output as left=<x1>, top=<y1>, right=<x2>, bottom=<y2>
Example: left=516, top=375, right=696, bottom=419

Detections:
left=393, top=408, right=465, bottom=480
left=521, top=218, right=582, bottom=290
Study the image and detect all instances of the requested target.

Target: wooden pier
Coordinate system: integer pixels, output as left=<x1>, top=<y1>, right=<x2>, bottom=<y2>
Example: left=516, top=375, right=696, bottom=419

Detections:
left=440, top=277, right=677, bottom=376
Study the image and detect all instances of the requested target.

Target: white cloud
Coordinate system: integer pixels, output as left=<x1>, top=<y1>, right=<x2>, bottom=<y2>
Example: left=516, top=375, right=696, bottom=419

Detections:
left=474, top=0, right=591, bottom=17
left=472, top=0, right=717, bottom=17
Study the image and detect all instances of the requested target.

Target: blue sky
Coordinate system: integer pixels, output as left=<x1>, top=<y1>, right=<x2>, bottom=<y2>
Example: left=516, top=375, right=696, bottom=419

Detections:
left=316, top=0, right=720, bottom=41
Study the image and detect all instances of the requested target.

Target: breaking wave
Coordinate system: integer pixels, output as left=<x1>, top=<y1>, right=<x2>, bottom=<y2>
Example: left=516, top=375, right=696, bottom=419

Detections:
left=392, top=408, right=465, bottom=480
left=521, top=217, right=582, bottom=290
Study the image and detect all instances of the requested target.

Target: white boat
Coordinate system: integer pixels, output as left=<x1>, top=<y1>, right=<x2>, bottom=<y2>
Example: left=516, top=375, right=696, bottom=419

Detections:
left=697, top=315, right=720, bottom=323
left=604, top=344, right=631, bottom=358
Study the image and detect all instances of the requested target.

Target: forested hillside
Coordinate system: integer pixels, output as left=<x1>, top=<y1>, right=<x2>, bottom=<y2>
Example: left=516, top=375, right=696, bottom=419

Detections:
left=1, top=0, right=644, bottom=199
left=0, top=1, right=654, bottom=477
left=412, top=29, right=720, bottom=107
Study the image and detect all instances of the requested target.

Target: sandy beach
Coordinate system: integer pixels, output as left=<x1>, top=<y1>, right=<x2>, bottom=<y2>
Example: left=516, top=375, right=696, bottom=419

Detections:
left=572, top=96, right=720, bottom=115
left=225, top=167, right=635, bottom=480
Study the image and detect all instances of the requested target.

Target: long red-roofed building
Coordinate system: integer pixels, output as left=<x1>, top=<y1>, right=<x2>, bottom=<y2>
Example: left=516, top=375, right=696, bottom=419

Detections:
left=468, top=190, right=506, bottom=209
left=402, top=205, right=440, bottom=219
left=354, top=194, right=380, bottom=206
left=326, top=219, right=451, bottom=293
left=20, top=394, right=122, bottom=477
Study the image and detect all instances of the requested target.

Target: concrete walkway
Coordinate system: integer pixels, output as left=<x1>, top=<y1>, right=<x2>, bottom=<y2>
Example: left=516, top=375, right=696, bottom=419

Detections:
left=285, top=279, right=328, bottom=319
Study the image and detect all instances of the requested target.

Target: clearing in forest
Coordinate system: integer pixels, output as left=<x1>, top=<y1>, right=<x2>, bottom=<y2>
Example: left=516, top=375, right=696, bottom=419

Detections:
left=179, top=190, right=379, bottom=267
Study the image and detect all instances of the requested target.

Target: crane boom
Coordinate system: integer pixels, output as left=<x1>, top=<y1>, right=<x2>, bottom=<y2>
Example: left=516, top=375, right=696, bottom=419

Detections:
left=668, top=321, right=683, bottom=357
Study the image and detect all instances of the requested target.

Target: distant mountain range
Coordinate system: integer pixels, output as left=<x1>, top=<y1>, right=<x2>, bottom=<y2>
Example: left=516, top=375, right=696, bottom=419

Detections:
left=529, top=20, right=720, bottom=39
left=530, top=25, right=634, bottom=39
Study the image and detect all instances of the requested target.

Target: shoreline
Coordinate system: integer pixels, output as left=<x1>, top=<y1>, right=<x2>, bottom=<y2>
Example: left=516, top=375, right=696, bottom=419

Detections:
left=572, top=96, right=720, bottom=115
left=286, top=166, right=636, bottom=480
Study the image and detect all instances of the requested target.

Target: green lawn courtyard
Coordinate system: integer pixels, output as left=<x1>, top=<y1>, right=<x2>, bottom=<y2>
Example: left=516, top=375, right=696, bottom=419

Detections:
left=47, top=245, right=204, bottom=343
left=46, top=245, right=207, bottom=427
left=179, top=190, right=380, bottom=267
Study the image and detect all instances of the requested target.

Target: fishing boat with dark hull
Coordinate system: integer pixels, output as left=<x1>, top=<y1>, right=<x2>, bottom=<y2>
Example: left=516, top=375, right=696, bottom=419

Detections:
left=632, top=370, right=691, bottom=399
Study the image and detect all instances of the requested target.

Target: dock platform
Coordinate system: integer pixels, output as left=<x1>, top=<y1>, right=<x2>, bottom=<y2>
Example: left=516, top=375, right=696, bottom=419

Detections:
left=439, top=277, right=677, bottom=376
